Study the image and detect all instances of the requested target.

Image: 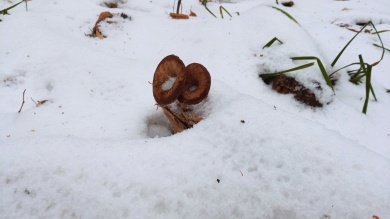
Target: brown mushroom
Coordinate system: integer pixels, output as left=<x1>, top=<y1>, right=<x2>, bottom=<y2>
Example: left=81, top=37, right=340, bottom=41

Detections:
left=153, top=55, right=187, bottom=106
left=178, top=63, right=211, bottom=105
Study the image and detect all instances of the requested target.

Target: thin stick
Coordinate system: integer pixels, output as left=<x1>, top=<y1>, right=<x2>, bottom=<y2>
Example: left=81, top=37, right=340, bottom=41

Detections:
left=30, top=97, right=38, bottom=106
left=25, top=0, right=28, bottom=11
left=18, top=89, right=26, bottom=113
left=176, top=0, right=182, bottom=14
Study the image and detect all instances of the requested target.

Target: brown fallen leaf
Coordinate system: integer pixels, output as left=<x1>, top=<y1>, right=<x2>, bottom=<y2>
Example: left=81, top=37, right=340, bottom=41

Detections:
left=189, top=10, right=197, bottom=17
left=36, top=99, right=48, bottom=106
left=87, top=11, right=114, bottom=39
left=104, top=2, right=118, bottom=8
left=169, top=13, right=189, bottom=19
left=31, top=98, right=49, bottom=107
left=93, top=26, right=106, bottom=39
left=95, top=11, right=113, bottom=25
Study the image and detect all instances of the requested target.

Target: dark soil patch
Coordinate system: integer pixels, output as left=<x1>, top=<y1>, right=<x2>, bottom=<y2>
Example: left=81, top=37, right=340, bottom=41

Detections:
left=268, top=75, right=323, bottom=107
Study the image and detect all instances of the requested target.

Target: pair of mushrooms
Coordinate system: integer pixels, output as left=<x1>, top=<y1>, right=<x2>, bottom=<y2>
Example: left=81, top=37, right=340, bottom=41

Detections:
left=152, top=55, right=211, bottom=133
left=153, top=55, right=211, bottom=106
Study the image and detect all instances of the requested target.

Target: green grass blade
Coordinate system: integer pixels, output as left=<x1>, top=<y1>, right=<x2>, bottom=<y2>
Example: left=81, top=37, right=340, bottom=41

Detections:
left=362, top=64, right=372, bottom=114
left=370, top=22, right=385, bottom=66
left=329, top=62, right=361, bottom=77
left=372, top=30, right=390, bottom=34
left=259, top=62, right=315, bottom=81
left=332, top=21, right=385, bottom=67
left=373, top=43, right=390, bottom=52
left=370, top=84, right=377, bottom=101
left=291, top=56, right=334, bottom=91
left=219, top=6, right=232, bottom=19
left=202, top=0, right=217, bottom=18
left=271, top=6, right=299, bottom=25
left=0, top=0, right=25, bottom=15
left=358, top=55, right=371, bottom=114
left=262, top=37, right=283, bottom=49
left=331, top=22, right=370, bottom=67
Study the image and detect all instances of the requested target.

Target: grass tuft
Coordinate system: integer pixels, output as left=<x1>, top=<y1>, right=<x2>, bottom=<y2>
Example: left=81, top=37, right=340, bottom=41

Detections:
left=372, top=30, right=390, bottom=34
left=373, top=43, right=390, bottom=53
left=263, top=37, right=283, bottom=49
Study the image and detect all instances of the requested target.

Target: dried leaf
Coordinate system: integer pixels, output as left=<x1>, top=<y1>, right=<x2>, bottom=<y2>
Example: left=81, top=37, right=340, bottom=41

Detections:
left=104, top=2, right=118, bottom=8
left=95, top=11, right=113, bottom=25
left=169, top=13, right=189, bottom=19
left=37, top=99, right=48, bottom=106
left=94, top=26, right=106, bottom=39
left=189, top=10, right=197, bottom=17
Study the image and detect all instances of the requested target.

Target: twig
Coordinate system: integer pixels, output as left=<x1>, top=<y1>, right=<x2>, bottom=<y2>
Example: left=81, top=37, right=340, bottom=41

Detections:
left=18, top=89, right=26, bottom=113
left=176, top=0, right=182, bottom=14
left=31, top=97, right=37, bottom=105
left=25, top=0, right=28, bottom=11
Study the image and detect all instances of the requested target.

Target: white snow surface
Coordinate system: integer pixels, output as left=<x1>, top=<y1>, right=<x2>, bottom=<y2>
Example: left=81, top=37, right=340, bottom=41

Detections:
left=1, top=0, right=390, bottom=218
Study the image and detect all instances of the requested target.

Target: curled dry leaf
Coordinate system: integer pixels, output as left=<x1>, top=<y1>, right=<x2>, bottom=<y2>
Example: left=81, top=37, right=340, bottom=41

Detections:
left=189, top=10, right=197, bottom=17
left=36, top=99, right=48, bottom=106
left=95, top=11, right=113, bottom=25
left=31, top=98, right=49, bottom=107
left=104, top=2, right=118, bottom=8
left=169, top=13, right=189, bottom=19
left=93, top=26, right=106, bottom=39
left=88, top=11, right=114, bottom=39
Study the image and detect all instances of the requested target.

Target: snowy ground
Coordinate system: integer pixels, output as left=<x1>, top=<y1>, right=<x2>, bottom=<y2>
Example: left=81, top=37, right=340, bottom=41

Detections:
left=1, top=0, right=390, bottom=218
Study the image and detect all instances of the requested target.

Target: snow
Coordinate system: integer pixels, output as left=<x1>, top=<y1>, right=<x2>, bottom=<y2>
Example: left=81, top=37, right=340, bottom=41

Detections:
left=1, top=0, right=390, bottom=218
left=162, top=76, right=176, bottom=91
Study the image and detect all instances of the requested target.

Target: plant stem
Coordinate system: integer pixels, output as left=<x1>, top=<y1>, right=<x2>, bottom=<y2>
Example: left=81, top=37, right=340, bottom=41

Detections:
left=176, top=0, right=182, bottom=14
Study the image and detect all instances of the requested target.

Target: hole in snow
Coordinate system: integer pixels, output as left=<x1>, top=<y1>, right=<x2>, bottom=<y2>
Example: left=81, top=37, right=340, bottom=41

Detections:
left=145, top=111, right=172, bottom=138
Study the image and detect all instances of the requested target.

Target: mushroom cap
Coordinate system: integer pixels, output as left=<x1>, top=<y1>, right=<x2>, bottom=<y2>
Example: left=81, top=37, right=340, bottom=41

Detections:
left=178, top=63, right=211, bottom=105
left=153, top=55, right=186, bottom=106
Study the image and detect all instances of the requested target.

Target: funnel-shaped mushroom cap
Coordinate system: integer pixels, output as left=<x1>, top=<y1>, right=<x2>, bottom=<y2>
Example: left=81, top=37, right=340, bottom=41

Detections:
left=178, top=63, right=211, bottom=105
left=153, top=55, right=186, bottom=105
